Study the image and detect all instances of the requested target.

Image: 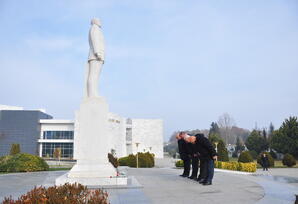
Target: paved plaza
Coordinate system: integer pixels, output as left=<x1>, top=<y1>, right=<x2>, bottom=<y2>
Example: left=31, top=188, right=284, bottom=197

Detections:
left=0, top=159, right=297, bottom=204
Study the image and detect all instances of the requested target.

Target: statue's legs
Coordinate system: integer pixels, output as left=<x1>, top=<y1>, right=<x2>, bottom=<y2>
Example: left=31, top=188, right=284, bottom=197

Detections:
left=87, top=60, right=103, bottom=97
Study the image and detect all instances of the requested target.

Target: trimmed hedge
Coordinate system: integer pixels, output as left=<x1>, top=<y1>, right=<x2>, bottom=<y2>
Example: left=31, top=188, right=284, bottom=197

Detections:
left=2, top=183, right=108, bottom=204
left=249, top=150, right=258, bottom=160
left=175, top=160, right=184, bottom=167
left=118, top=152, right=154, bottom=168
left=282, top=153, right=296, bottom=167
left=257, top=152, right=274, bottom=167
left=215, top=161, right=257, bottom=173
left=0, top=153, right=49, bottom=172
left=175, top=160, right=257, bottom=172
left=238, top=151, right=253, bottom=163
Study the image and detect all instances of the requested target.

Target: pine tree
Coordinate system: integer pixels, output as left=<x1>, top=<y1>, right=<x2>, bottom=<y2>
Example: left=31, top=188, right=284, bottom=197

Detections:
left=209, top=122, right=220, bottom=136
left=217, top=140, right=229, bottom=161
left=245, top=130, right=268, bottom=154
left=271, top=116, right=298, bottom=158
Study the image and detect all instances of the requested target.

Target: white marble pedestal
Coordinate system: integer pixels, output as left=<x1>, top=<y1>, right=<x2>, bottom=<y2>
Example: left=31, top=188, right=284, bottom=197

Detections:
left=55, top=97, right=127, bottom=186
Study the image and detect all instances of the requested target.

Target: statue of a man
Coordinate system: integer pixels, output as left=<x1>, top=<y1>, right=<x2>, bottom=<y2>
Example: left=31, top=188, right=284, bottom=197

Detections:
left=86, top=18, right=105, bottom=98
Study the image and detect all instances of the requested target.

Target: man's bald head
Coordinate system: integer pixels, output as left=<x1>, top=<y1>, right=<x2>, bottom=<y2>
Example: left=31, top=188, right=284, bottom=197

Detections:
left=188, top=136, right=197, bottom=144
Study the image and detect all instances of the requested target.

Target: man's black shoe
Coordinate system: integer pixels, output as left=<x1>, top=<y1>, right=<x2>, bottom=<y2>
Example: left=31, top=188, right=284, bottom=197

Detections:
left=197, top=179, right=205, bottom=184
left=202, top=182, right=212, bottom=185
left=180, top=174, right=188, bottom=177
left=188, top=176, right=196, bottom=179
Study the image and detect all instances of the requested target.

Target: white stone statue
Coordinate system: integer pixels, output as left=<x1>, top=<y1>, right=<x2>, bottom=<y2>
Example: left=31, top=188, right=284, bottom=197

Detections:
left=86, top=18, right=105, bottom=98
left=56, top=18, right=127, bottom=186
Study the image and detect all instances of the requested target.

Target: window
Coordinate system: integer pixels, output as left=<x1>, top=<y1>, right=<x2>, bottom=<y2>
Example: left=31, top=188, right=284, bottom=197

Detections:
left=126, top=128, right=132, bottom=141
left=42, top=143, right=73, bottom=158
left=43, top=131, right=74, bottom=140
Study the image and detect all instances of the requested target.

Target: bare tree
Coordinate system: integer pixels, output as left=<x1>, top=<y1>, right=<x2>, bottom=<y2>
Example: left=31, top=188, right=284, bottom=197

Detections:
left=218, top=113, right=235, bottom=145
left=53, top=147, right=62, bottom=166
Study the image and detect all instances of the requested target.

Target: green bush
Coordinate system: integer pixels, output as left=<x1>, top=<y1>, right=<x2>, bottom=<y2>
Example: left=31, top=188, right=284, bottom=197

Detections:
left=282, top=153, right=296, bottom=167
left=108, top=153, right=119, bottom=168
left=249, top=150, right=258, bottom=160
left=2, top=183, right=109, bottom=204
left=215, top=161, right=256, bottom=172
left=118, top=152, right=154, bottom=168
left=238, top=151, right=253, bottom=163
left=257, top=152, right=274, bottom=167
left=0, top=153, right=49, bottom=172
left=10, top=144, right=20, bottom=155
left=175, top=160, right=184, bottom=167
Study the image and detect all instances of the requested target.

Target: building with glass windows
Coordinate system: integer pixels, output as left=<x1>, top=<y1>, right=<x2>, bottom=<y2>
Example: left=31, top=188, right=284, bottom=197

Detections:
left=39, top=120, right=74, bottom=159
left=0, top=105, right=52, bottom=157
left=0, top=105, right=164, bottom=159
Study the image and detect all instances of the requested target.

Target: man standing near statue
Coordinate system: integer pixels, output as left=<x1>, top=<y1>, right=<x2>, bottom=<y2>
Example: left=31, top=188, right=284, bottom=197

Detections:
left=188, top=135, right=199, bottom=180
left=187, top=133, right=217, bottom=185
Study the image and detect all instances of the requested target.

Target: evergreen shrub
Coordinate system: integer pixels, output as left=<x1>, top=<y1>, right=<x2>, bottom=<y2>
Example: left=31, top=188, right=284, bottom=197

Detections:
left=118, top=152, right=154, bottom=168
left=249, top=150, right=258, bottom=160
left=282, top=153, right=296, bottom=167
left=0, top=153, right=49, bottom=172
left=238, top=151, right=253, bottom=163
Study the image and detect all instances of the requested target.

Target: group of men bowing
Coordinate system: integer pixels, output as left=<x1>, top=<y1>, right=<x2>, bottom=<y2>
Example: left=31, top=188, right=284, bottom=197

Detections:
left=176, top=132, right=217, bottom=185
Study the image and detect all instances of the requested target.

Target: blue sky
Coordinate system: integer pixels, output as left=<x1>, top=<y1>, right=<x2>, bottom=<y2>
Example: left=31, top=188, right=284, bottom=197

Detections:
left=0, top=0, right=297, bottom=140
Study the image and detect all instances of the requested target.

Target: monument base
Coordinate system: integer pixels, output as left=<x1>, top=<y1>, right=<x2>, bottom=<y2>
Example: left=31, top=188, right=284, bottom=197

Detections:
left=68, top=162, right=117, bottom=178
left=55, top=173, right=127, bottom=187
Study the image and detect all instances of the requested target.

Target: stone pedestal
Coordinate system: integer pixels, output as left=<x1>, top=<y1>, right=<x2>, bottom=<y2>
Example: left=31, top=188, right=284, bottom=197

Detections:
left=55, top=97, right=127, bottom=186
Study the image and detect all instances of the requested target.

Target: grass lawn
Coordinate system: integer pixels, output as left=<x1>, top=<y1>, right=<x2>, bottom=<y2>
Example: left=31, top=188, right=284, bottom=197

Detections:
left=48, top=167, right=71, bottom=171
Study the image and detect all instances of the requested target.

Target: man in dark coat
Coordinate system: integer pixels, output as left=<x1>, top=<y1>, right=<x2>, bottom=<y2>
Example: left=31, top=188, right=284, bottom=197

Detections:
left=197, top=145, right=207, bottom=183
left=177, top=132, right=191, bottom=177
left=187, top=133, right=217, bottom=185
left=188, top=137, right=199, bottom=180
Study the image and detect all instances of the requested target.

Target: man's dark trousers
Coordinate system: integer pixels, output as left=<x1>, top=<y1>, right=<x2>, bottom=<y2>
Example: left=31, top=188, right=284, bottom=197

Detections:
left=181, top=154, right=190, bottom=176
left=190, top=155, right=199, bottom=178
left=205, top=159, right=214, bottom=183
left=198, top=158, right=207, bottom=181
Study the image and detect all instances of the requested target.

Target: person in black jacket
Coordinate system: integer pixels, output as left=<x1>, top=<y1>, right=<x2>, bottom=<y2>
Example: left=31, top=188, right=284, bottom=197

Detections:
left=187, top=138, right=199, bottom=180
left=187, top=133, right=217, bottom=185
left=196, top=143, right=207, bottom=183
left=261, top=153, right=269, bottom=171
left=177, top=132, right=191, bottom=177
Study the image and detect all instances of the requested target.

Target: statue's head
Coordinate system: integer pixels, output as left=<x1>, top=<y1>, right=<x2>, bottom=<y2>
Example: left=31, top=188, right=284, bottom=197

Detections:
left=91, top=18, right=101, bottom=27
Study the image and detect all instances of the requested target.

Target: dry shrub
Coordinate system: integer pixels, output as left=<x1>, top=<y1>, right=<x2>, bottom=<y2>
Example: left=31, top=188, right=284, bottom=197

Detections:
left=2, top=183, right=109, bottom=204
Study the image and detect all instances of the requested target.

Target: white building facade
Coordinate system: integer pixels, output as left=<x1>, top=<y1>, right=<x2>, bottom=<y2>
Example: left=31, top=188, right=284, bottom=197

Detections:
left=38, top=113, right=164, bottom=159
